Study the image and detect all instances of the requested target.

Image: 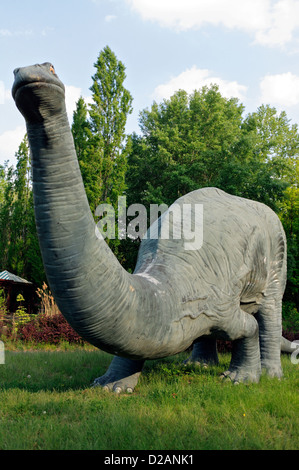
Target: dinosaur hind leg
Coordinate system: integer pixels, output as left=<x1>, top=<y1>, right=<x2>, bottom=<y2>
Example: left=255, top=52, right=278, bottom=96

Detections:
left=221, top=306, right=261, bottom=383
left=256, top=296, right=283, bottom=378
left=184, top=336, right=219, bottom=366
left=255, top=230, right=286, bottom=378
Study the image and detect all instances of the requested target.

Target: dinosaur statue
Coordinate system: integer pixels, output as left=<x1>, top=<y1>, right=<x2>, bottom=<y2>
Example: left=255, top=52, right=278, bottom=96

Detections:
left=12, top=62, right=296, bottom=392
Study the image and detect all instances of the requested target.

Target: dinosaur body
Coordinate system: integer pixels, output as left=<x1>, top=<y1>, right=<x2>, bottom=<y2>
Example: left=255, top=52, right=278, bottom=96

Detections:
left=12, top=63, right=295, bottom=392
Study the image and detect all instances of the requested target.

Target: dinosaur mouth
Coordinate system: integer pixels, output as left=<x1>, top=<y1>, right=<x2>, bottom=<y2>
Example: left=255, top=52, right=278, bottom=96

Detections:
left=12, top=80, right=65, bottom=102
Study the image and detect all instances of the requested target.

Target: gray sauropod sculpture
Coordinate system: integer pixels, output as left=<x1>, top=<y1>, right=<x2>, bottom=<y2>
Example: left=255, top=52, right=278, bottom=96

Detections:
left=12, top=62, right=296, bottom=392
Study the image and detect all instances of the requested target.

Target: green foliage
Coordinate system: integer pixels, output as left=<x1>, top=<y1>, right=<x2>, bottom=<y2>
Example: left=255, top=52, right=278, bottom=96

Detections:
left=282, top=302, right=299, bottom=333
left=72, top=45, right=133, bottom=213
left=130, top=87, right=244, bottom=206
left=71, top=97, right=94, bottom=205
left=72, top=46, right=133, bottom=260
left=0, top=136, right=45, bottom=285
left=0, top=164, right=7, bottom=206
left=129, top=89, right=293, bottom=210
left=278, top=159, right=299, bottom=310
left=10, top=294, right=33, bottom=338
left=0, top=164, right=14, bottom=269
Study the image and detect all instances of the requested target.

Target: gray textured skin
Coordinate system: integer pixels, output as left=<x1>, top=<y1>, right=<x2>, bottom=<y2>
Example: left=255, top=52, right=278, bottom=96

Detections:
left=12, top=63, right=296, bottom=392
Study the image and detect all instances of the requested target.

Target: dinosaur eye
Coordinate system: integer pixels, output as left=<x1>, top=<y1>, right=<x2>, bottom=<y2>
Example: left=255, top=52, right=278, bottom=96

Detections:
left=50, top=65, right=55, bottom=74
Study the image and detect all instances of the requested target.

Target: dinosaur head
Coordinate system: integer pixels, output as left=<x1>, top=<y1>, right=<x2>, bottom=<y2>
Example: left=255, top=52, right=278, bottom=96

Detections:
left=12, top=62, right=66, bottom=123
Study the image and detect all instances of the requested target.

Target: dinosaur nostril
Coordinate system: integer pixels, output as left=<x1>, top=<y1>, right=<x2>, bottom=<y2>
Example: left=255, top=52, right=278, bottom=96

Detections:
left=13, top=67, right=20, bottom=76
left=50, top=65, right=55, bottom=74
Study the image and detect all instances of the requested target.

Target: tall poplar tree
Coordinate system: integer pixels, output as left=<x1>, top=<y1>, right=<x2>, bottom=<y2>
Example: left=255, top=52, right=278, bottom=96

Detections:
left=88, top=45, right=133, bottom=211
left=71, top=47, right=133, bottom=260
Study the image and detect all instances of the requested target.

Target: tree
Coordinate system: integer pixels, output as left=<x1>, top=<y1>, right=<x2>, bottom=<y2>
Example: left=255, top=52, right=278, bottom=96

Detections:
left=86, top=45, right=133, bottom=213
left=0, top=136, right=45, bottom=284
left=127, top=86, right=247, bottom=207
left=278, top=157, right=299, bottom=310
left=71, top=96, right=94, bottom=204
left=7, top=135, right=31, bottom=275
left=127, top=88, right=298, bottom=209
left=0, top=163, right=14, bottom=269
left=0, top=164, right=6, bottom=205
left=71, top=46, right=133, bottom=260
left=72, top=96, right=91, bottom=163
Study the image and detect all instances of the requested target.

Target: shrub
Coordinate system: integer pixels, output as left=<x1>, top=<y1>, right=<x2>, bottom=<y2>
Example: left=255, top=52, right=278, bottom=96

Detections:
left=0, top=283, right=85, bottom=345
left=10, top=294, right=34, bottom=339
left=282, top=302, right=299, bottom=341
left=18, top=312, right=84, bottom=345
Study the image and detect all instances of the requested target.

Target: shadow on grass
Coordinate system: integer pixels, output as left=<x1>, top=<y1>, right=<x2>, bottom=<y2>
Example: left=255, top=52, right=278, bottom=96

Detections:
left=0, top=348, right=232, bottom=394
left=0, top=349, right=110, bottom=393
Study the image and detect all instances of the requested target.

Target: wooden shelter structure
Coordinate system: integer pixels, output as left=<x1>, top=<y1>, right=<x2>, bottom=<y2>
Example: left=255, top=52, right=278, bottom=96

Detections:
left=0, top=270, right=36, bottom=314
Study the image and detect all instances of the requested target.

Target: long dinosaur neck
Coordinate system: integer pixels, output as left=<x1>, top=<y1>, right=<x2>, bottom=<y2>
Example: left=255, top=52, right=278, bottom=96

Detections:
left=27, top=111, right=134, bottom=352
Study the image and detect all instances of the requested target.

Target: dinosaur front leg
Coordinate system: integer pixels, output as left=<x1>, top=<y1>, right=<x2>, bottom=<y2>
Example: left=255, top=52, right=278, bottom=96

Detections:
left=184, top=336, right=219, bottom=366
left=220, top=307, right=261, bottom=383
left=92, top=356, right=145, bottom=393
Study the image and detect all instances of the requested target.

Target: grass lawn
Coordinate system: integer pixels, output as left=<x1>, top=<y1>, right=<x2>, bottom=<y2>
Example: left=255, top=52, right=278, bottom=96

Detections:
left=0, top=344, right=298, bottom=450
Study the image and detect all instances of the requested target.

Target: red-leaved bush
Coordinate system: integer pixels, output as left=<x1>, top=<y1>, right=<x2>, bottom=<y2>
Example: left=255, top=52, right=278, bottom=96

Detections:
left=18, top=312, right=84, bottom=345
left=282, top=329, right=299, bottom=342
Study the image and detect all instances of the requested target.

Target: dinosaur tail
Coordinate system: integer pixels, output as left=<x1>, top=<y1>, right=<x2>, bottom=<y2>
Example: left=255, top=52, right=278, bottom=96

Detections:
left=281, top=336, right=299, bottom=353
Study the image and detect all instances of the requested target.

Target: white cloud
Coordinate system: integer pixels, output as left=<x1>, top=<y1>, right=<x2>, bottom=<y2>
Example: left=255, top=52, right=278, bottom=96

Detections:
left=0, top=29, right=12, bottom=37
left=0, top=29, right=33, bottom=37
left=127, top=0, right=268, bottom=31
left=0, top=83, right=12, bottom=105
left=105, top=14, right=117, bottom=22
left=126, top=0, right=299, bottom=47
left=65, top=85, right=82, bottom=121
left=258, top=0, right=299, bottom=46
left=65, top=85, right=93, bottom=124
left=41, top=27, right=55, bottom=37
left=65, top=85, right=90, bottom=123
left=260, top=72, right=299, bottom=107
left=0, top=126, right=26, bottom=167
left=153, top=66, right=247, bottom=102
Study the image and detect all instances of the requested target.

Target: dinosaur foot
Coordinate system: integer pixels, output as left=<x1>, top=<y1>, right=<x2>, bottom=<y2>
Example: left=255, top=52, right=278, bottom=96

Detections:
left=261, top=361, right=283, bottom=379
left=92, top=356, right=144, bottom=393
left=220, top=367, right=261, bottom=384
left=183, top=358, right=210, bottom=369
left=183, top=337, right=219, bottom=368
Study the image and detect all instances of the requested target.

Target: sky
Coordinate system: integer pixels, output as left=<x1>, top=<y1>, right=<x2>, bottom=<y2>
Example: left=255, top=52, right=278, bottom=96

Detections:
left=1, top=0, right=299, bottom=167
